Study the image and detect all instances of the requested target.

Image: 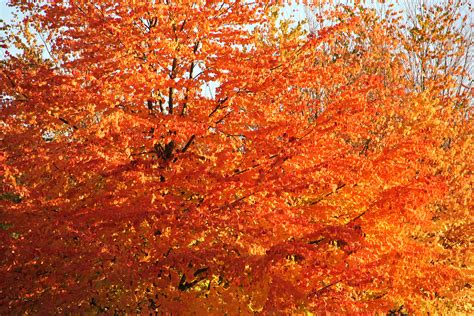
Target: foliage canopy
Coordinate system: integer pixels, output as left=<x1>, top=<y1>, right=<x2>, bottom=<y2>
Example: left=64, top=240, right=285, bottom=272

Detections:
left=0, top=0, right=472, bottom=313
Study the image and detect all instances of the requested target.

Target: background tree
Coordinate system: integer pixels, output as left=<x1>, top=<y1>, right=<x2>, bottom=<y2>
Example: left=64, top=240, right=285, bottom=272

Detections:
left=304, top=0, right=472, bottom=312
left=402, top=0, right=472, bottom=99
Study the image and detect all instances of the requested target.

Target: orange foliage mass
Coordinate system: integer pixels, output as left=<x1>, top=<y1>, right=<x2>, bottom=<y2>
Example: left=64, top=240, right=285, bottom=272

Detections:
left=0, top=0, right=472, bottom=314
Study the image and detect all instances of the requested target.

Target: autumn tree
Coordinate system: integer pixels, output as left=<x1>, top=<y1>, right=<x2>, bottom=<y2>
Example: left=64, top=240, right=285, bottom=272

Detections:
left=401, top=0, right=472, bottom=98
left=1, top=0, right=472, bottom=314
left=304, top=0, right=472, bottom=312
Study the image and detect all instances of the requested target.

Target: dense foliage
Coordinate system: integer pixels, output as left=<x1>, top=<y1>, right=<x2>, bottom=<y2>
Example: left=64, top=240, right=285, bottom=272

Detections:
left=1, top=0, right=472, bottom=313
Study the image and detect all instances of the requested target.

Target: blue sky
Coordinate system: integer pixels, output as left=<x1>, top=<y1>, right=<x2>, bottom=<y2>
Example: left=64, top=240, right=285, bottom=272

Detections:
left=0, top=1, right=15, bottom=23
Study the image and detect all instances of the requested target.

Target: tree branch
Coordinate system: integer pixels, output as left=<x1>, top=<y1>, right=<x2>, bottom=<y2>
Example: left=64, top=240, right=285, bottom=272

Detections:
left=181, top=135, right=195, bottom=153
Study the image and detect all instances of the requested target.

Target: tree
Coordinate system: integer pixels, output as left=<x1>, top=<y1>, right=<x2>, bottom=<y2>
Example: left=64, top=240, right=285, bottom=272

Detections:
left=401, top=0, right=472, bottom=99
left=1, top=0, right=471, bottom=314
